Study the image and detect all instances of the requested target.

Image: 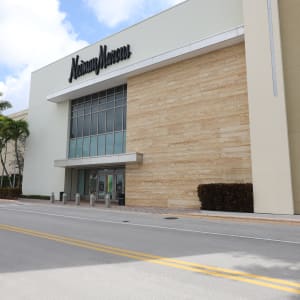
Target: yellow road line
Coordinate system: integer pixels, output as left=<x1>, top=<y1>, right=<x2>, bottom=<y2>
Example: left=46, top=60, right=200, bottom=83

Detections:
left=1, top=224, right=300, bottom=295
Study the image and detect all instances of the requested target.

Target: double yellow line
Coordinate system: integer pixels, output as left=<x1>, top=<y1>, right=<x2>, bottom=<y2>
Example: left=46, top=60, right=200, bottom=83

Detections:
left=1, top=223, right=300, bottom=295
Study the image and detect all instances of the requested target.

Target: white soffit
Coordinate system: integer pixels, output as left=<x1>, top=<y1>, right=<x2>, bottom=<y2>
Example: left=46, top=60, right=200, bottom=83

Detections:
left=54, top=152, right=143, bottom=168
left=47, top=26, right=244, bottom=103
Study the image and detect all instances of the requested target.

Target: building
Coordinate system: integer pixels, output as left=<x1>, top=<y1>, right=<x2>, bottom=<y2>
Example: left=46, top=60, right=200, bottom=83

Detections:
left=23, top=0, right=300, bottom=214
left=0, top=109, right=28, bottom=187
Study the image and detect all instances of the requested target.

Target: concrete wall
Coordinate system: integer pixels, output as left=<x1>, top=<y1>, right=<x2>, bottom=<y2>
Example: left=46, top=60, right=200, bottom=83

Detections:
left=126, top=43, right=252, bottom=208
left=243, top=0, right=294, bottom=214
left=278, top=0, right=300, bottom=214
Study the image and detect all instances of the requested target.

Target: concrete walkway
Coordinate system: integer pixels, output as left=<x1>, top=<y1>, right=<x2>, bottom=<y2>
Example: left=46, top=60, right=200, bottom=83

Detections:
left=1, top=198, right=300, bottom=225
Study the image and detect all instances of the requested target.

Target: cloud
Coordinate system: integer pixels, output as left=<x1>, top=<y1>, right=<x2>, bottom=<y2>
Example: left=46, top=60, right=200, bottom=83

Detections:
left=83, top=0, right=185, bottom=28
left=0, top=0, right=88, bottom=114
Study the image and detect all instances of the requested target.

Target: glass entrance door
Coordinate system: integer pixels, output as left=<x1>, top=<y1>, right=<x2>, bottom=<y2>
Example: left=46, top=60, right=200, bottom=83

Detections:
left=96, top=170, right=124, bottom=201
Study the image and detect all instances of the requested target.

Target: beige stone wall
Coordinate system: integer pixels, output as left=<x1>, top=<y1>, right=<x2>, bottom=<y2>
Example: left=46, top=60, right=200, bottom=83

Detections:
left=278, top=0, right=300, bottom=214
left=126, top=43, right=252, bottom=209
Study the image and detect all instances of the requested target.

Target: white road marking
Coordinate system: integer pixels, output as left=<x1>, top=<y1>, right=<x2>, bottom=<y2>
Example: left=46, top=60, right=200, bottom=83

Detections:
left=0, top=206, right=299, bottom=245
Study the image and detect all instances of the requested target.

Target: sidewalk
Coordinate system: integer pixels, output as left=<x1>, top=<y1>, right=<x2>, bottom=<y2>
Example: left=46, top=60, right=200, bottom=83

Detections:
left=1, top=198, right=300, bottom=225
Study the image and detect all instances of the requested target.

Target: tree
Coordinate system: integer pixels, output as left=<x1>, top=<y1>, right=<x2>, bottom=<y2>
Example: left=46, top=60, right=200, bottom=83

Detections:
left=0, top=116, right=13, bottom=187
left=0, top=92, right=12, bottom=114
left=6, top=119, right=29, bottom=188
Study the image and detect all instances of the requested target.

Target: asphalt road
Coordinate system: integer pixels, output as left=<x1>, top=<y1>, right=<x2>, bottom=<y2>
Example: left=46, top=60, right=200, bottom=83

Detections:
left=0, top=201, right=299, bottom=300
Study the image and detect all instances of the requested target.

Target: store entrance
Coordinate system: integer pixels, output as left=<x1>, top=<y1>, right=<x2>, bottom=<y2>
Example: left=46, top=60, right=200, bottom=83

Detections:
left=88, top=168, right=125, bottom=202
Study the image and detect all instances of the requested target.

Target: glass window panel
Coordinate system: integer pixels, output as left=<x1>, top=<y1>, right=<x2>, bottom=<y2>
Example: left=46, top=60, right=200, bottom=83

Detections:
left=115, top=85, right=123, bottom=94
left=76, top=137, right=83, bottom=158
left=91, top=93, right=98, bottom=101
left=100, top=101, right=114, bottom=111
left=98, top=134, right=105, bottom=156
left=83, top=136, right=90, bottom=157
left=99, top=91, right=106, bottom=104
left=77, top=170, right=85, bottom=195
left=89, top=171, right=97, bottom=194
left=106, top=109, right=114, bottom=132
left=92, top=99, right=98, bottom=112
left=83, top=115, right=90, bottom=136
left=116, top=174, right=124, bottom=194
left=123, top=106, right=127, bottom=130
left=90, top=136, right=97, bottom=156
left=98, top=111, right=106, bottom=133
left=123, top=131, right=126, bottom=152
left=78, top=103, right=84, bottom=116
left=115, top=92, right=123, bottom=101
left=69, top=139, right=76, bottom=158
left=116, top=98, right=124, bottom=107
left=77, top=116, right=84, bottom=137
left=90, top=113, right=97, bottom=135
left=84, top=170, right=90, bottom=195
left=114, top=132, right=123, bottom=154
left=71, top=109, right=77, bottom=118
left=107, top=88, right=114, bottom=102
left=70, top=118, right=77, bottom=138
left=115, top=107, right=123, bottom=131
left=105, top=133, right=114, bottom=155
left=84, top=101, right=91, bottom=114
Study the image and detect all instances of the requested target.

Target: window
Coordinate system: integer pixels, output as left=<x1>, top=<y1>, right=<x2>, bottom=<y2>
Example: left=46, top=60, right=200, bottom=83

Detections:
left=69, top=85, right=127, bottom=158
left=83, top=137, right=90, bottom=157
left=90, top=136, right=97, bottom=156
left=114, top=132, right=123, bottom=154
left=106, top=133, right=114, bottom=155
left=98, top=134, right=105, bottom=156
left=69, top=139, right=76, bottom=158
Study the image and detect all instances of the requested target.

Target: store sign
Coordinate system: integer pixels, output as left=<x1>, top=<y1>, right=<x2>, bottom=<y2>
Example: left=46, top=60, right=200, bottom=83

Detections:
left=69, top=44, right=132, bottom=83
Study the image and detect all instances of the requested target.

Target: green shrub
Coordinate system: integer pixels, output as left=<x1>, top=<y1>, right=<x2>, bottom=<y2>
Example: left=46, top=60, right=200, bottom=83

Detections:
left=19, top=195, right=50, bottom=200
left=0, top=188, right=22, bottom=199
left=197, top=183, right=253, bottom=213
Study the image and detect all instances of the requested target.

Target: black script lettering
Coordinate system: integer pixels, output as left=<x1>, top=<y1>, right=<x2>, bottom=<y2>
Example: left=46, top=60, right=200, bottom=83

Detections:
left=69, top=55, right=79, bottom=83
left=96, top=45, right=107, bottom=75
left=69, top=44, right=132, bottom=82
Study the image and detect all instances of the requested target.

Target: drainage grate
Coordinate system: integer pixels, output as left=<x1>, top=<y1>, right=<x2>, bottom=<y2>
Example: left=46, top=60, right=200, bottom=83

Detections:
left=164, top=217, right=179, bottom=220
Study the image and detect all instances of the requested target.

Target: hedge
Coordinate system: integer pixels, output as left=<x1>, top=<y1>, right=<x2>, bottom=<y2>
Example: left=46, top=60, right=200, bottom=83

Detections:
left=0, top=188, right=22, bottom=199
left=198, top=183, right=253, bottom=213
left=19, top=195, right=50, bottom=200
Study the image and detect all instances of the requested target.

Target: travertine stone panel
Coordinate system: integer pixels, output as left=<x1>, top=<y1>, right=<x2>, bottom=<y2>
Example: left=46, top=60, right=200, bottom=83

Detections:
left=126, top=43, right=252, bottom=208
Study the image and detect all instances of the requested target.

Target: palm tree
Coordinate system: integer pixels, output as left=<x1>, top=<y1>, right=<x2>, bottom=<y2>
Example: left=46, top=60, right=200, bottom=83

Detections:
left=0, top=92, right=12, bottom=114
left=0, top=116, right=13, bottom=187
left=6, top=119, right=29, bottom=188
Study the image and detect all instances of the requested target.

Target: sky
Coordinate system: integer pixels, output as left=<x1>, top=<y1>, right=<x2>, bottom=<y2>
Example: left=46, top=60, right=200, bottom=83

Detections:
left=0, top=0, right=185, bottom=114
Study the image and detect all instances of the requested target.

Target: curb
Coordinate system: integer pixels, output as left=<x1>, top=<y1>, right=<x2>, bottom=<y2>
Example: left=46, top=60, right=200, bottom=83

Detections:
left=5, top=198, right=300, bottom=225
left=162, top=213, right=300, bottom=225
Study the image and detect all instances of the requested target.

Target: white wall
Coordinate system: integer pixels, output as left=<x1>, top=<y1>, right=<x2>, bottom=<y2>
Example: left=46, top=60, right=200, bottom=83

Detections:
left=22, top=71, right=69, bottom=198
left=39, top=0, right=243, bottom=99
left=243, top=0, right=294, bottom=214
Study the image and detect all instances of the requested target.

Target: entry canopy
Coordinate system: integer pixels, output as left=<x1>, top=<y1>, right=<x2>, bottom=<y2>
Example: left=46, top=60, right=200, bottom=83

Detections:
left=54, top=152, right=143, bottom=168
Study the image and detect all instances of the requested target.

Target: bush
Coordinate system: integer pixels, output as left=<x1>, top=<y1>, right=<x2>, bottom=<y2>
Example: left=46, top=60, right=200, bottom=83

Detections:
left=19, top=195, right=50, bottom=200
left=197, top=183, right=253, bottom=213
left=0, top=188, right=22, bottom=199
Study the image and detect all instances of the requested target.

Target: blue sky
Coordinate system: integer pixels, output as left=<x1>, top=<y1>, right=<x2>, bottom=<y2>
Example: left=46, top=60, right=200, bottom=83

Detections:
left=0, top=0, right=185, bottom=114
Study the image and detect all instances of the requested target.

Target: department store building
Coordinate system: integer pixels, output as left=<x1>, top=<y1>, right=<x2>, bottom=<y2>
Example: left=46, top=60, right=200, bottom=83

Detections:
left=23, top=0, right=300, bottom=214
